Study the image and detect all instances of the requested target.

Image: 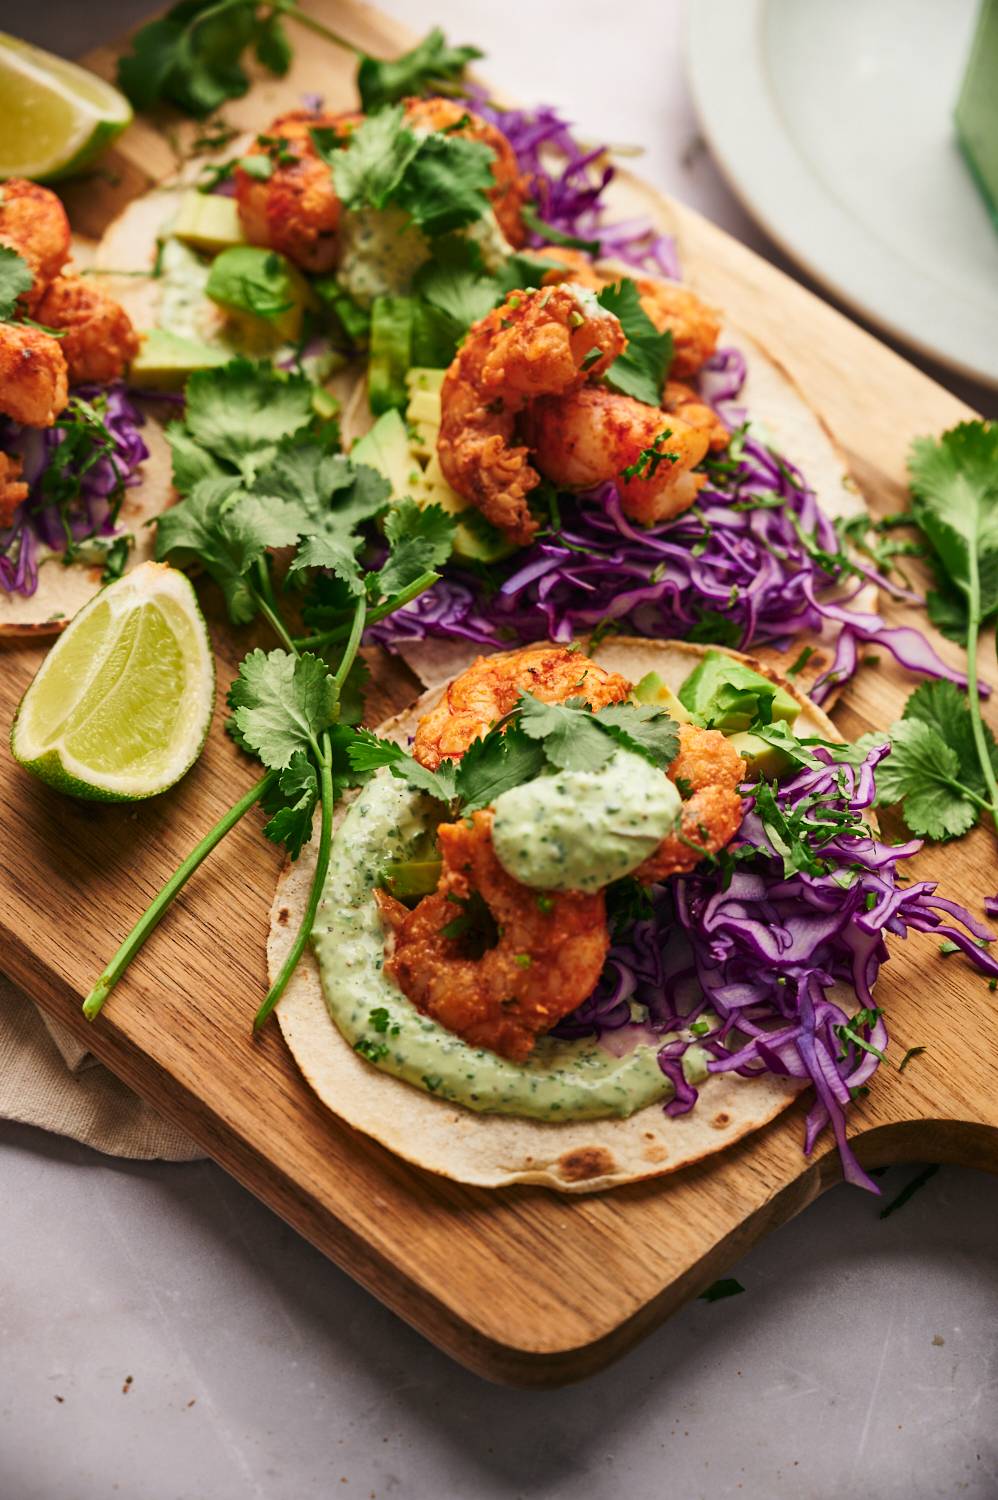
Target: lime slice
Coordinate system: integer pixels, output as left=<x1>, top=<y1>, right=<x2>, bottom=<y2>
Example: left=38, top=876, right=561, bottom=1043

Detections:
left=11, top=562, right=215, bottom=801
left=0, top=32, right=132, bottom=182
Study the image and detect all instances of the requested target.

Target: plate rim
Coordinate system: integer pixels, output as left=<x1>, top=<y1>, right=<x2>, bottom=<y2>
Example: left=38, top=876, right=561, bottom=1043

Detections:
left=684, top=0, right=998, bottom=390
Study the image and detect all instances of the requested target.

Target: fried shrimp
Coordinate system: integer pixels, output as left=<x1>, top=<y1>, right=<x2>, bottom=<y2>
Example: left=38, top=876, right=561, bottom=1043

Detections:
left=412, top=643, right=631, bottom=769
left=376, top=811, right=610, bottom=1061
left=538, top=247, right=721, bottom=378
left=33, top=276, right=140, bottom=385
left=522, top=384, right=711, bottom=525
left=0, top=453, right=28, bottom=526
left=663, top=379, right=729, bottom=453
left=437, top=285, right=626, bottom=543
left=235, top=110, right=361, bottom=273
left=635, top=724, right=745, bottom=883
left=402, top=96, right=529, bottom=246
left=0, top=322, right=68, bottom=427
left=0, top=178, right=71, bottom=310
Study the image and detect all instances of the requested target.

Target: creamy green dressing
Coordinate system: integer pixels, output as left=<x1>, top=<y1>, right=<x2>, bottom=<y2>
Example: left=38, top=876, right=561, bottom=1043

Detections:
left=491, top=750, right=680, bottom=892
left=336, top=205, right=512, bottom=308
left=311, top=773, right=707, bottom=1120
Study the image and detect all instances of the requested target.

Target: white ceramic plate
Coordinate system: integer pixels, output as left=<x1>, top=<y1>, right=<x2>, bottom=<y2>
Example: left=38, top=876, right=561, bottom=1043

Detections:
left=686, top=0, right=998, bottom=388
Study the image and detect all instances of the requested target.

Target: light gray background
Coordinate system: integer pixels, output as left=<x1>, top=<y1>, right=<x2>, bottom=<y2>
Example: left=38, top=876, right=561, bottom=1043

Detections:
left=3, top=4, right=997, bottom=1498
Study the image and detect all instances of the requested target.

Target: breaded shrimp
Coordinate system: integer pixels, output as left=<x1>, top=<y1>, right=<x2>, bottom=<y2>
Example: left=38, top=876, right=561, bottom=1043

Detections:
left=376, top=810, right=610, bottom=1061
left=0, top=178, right=71, bottom=311
left=437, top=285, right=626, bottom=543
left=663, top=379, right=729, bottom=453
left=0, top=322, right=68, bottom=427
left=235, top=110, right=361, bottom=273
left=34, top=275, right=139, bottom=385
left=522, top=384, right=710, bottom=525
left=634, top=723, right=745, bottom=882
left=413, top=643, right=631, bottom=769
left=538, top=247, right=721, bottom=377
left=0, top=452, right=28, bottom=526
left=403, top=97, right=529, bottom=246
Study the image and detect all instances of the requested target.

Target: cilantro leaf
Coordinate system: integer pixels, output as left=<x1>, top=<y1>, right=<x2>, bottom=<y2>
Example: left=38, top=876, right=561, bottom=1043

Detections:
left=0, top=246, right=33, bottom=321
left=154, top=476, right=301, bottom=623
left=518, top=693, right=616, bottom=772
left=414, top=245, right=498, bottom=329
left=357, top=27, right=482, bottom=112
left=593, top=703, right=680, bottom=768
left=262, top=446, right=390, bottom=589
left=346, top=729, right=458, bottom=802
left=902, top=680, right=998, bottom=798
left=166, top=421, right=225, bottom=494
left=374, top=501, right=455, bottom=598
left=328, top=107, right=494, bottom=237
left=261, top=751, right=319, bottom=859
left=454, top=722, right=547, bottom=813
left=393, top=133, right=495, bottom=237
left=183, top=359, right=318, bottom=481
left=228, top=649, right=338, bottom=769
left=117, top=0, right=289, bottom=117
left=908, top=423, right=998, bottom=618
left=876, top=719, right=979, bottom=840
left=596, top=279, right=674, bottom=406
left=329, top=105, right=420, bottom=210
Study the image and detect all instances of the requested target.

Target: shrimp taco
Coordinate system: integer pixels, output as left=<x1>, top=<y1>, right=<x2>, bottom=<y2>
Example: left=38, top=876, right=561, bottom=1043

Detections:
left=0, top=179, right=172, bottom=636
left=269, top=637, right=895, bottom=1193
left=87, top=90, right=941, bottom=705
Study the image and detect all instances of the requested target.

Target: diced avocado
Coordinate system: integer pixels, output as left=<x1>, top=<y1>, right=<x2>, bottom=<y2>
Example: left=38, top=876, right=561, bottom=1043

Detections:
left=407, top=387, right=441, bottom=425
left=311, top=387, right=340, bottom=423
left=678, top=650, right=800, bottom=733
left=369, top=295, right=414, bottom=414
left=171, top=190, right=246, bottom=254
left=352, top=409, right=418, bottom=497
left=130, top=327, right=230, bottom=387
left=380, top=858, right=443, bottom=903
left=631, top=672, right=692, bottom=721
left=406, top=366, right=445, bottom=396
left=727, top=730, right=792, bottom=779
left=313, top=276, right=371, bottom=347
left=206, top=246, right=315, bottom=343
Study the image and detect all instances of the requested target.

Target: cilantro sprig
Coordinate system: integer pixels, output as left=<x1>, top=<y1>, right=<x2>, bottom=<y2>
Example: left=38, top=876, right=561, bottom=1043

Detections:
left=890, top=423, right=998, bottom=840
left=83, top=355, right=454, bottom=1028
left=596, top=279, right=674, bottom=408
left=117, top=4, right=479, bottom=120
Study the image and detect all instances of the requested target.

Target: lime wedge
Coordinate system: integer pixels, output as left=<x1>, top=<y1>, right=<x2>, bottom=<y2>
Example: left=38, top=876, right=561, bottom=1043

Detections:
left=0, top=32, right=132, bottom=182
left=11, top=562, right=214, bottom=801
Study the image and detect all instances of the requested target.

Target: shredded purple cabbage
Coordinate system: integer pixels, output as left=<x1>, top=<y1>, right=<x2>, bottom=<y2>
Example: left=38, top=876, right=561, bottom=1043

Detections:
left=0, top=384, right=148, bottom=598
left=370, top=359, right=969, bottom=704
left=552, top=742, right=998, bottom=1192
left=464, top=90, right=680, bottom=277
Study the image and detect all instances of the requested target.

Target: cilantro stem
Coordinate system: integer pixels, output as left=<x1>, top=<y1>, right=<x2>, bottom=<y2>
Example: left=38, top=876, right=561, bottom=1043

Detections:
left=250, top=564, right=298, bottom=656
left=253, top=734, right=334, bottom=1030
left=82, top=771, right=277, bottom=1020
left=332, top=597, right=367, bottom=695
left=292, top=570, right=438, bottom=650
left=964, top=544, right=998, bottom=817
left=276, top=2, right=362, bottom=55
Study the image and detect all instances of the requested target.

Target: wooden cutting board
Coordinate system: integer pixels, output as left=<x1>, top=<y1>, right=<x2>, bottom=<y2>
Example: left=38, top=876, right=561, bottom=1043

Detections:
left=2, top=1, right=996, bottom=1387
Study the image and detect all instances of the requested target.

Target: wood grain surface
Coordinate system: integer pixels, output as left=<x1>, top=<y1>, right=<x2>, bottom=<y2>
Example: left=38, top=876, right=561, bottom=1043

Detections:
left=1, top=0, right=995, bottom=1386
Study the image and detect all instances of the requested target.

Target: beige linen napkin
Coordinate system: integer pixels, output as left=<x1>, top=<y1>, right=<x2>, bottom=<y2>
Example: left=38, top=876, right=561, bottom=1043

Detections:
left=0, top=972, right=203, bottom=1161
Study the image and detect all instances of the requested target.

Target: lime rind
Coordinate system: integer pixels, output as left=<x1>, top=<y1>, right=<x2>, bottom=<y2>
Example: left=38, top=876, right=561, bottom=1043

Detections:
left=11, top=562, right=215, bottom=802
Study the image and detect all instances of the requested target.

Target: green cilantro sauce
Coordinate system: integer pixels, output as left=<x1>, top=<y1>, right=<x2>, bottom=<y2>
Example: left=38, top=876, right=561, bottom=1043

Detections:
left=337, top=205, right=511, bottom=309
left=491, top=750, right=681, bottom=892
left=311, top=772, right=706, bottom=1120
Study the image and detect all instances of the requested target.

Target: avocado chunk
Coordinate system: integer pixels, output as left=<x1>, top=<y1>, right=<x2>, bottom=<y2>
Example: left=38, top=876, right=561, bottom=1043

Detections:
left=171, top=191, right=246, bottom=254
left=380, top=858, right=443, bottom=903
left=631, top=672, right=692, bottom=721
left=206, top=246, right=314, bottom=343
left=678, top=650, right=800, bottom=733
left=352, top=409, right=422, bottom=498
left=727, top=729, right=793, bottom=779
left=130, top=327, right=229, bottom=387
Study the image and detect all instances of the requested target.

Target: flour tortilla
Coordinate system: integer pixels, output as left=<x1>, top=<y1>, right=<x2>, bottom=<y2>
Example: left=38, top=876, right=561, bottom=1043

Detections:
left=269, top=638, right=844, bottom=1193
